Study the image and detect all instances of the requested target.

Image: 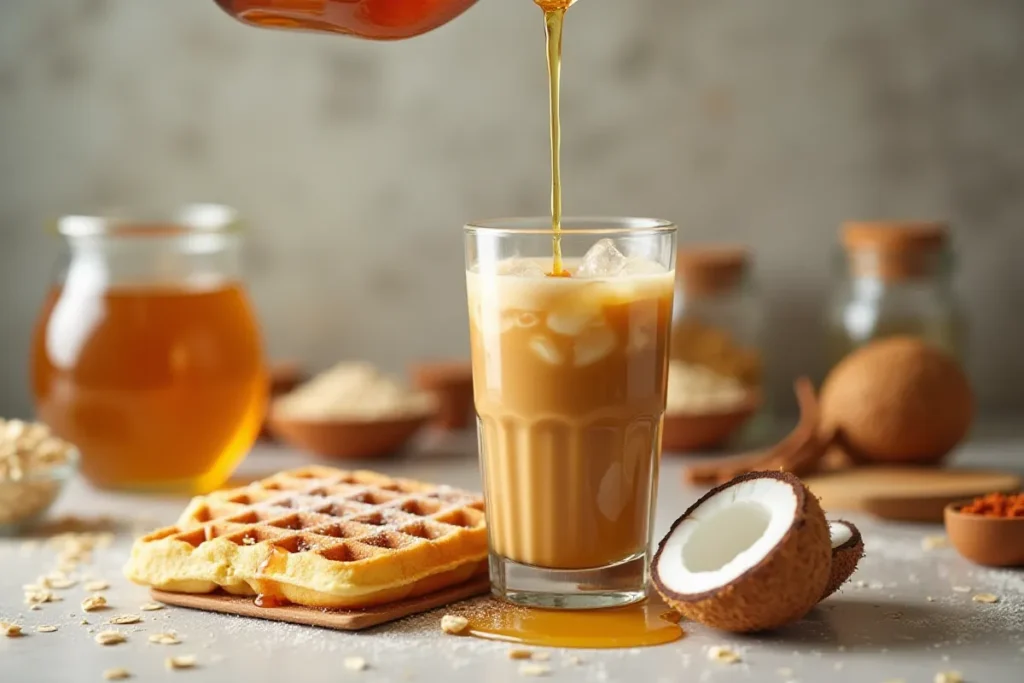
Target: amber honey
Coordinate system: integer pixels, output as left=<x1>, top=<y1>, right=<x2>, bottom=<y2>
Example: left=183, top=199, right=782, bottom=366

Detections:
left=463, top=597, right=683, bottom=649
left=213, top=0, right=477, bottom=40
left=31, top=283, right=266, bottom=493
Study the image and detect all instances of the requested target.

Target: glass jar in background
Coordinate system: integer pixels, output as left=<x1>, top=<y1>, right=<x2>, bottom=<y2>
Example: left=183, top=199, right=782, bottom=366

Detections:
left=670, top=246, right=764, bottom=392
left=31, top=205, right=267, bottom=494
left=826, top=221, right=965, bottom=368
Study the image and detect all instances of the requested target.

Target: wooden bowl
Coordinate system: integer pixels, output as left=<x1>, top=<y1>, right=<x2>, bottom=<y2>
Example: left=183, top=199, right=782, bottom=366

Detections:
left=944, top=500, right=1024, bottom=567
left=662, top=393, right=760, bottom=453
left=268, top=412, right=433, bottom=460
left=409, top=360, right=474, bottom=431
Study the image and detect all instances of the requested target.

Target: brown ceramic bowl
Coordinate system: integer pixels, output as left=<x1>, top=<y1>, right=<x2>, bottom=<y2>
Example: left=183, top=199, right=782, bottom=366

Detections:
left=409, top=360, right=474, bottom=431
left=662, top=392, right=761, bottom=453
left=944, top=500, right=1024, bottom=568
left=267, top=412, right=433, bottom=460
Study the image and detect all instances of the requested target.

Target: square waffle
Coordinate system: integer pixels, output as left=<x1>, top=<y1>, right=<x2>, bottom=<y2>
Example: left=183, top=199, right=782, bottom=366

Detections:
left=125, top=466, right=488, bottom=609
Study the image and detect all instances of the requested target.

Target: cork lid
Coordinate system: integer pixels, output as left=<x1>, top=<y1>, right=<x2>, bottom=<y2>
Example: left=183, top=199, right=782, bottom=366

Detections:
left=841, top=221, right=950, bottom=281
left=676, top=246, right=750, bottom=296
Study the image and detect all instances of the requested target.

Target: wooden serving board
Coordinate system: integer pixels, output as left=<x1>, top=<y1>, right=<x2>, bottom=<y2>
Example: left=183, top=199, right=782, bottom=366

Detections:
left=804, top=467, right=1022, bottom=523
left=151, top=577, right=490, bottom=631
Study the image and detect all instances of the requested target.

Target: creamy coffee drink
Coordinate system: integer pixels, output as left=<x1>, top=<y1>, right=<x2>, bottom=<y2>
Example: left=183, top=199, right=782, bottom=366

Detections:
left=467, top=241, right=674, bottom=571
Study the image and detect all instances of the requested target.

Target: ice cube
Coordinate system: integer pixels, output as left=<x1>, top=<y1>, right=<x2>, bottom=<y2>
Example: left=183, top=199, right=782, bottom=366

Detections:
left=576, top=239, right=628, bottom=278
left=502, top=258, right=548, bottom=278
left=530, top=336, right=564, bottom=365
left=623, top=257, right=667, bottom=276
left=573, top=324, right=617, bottom=366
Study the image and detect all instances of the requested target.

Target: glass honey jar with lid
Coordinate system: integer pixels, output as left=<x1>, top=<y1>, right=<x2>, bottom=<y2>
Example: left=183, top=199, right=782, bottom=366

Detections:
left=826, top=220, right=965, bottom=367
left=670, top=246, right=764, bottom=392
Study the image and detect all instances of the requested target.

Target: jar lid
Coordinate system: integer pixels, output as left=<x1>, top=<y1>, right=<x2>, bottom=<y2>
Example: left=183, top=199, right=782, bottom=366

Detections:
left=841, top=221, right=949, bottom=281
left=676, top=245, right=750, bottom=296
left=841, top=220, right=948, bottom=253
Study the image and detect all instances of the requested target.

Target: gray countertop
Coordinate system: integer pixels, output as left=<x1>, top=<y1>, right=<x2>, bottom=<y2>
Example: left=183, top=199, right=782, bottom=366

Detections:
left=2, top=426, right=1023, bottom=683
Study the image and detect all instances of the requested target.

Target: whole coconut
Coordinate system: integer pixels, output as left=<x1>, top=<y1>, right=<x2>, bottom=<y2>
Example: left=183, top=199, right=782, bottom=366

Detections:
left=820, top=337, right=973, bottom=464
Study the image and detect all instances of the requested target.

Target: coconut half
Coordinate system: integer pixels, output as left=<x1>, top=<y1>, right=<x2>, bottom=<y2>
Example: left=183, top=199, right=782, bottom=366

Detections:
left=821, top=520, right=864, bottom=600
left=652, top=471, right=832, bottom=633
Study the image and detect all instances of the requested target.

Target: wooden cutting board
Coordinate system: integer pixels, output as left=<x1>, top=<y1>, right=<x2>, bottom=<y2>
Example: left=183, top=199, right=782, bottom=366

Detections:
left=151, top=577, right=490, bottom=631
left=804, top=467, right=1022, bottom=523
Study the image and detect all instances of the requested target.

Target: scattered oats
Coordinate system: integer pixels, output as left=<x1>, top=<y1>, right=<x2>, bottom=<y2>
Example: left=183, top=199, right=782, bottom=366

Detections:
left=29, top=604, right=42, bottom=611
left=84, top=580, right=109, bottom=592
left=80, top=619, right=90, bottom=625
left=23, top=583, right=42, bottom=591
left=855, top=580, right=868, bottom=588
left=2, top=622, right=23, bottom=637
left=508, top=649, right=534, bottom=660
left=47, top=577, right=77, bottom=590
left=922, top=535, right=948, bottom=551
left=708, top=646, right=741, bottom=664
left=36, top=625, right=58, bottom=633
left=934, top=672, right=963, bottom=683
left=166, top=655, right=197, bottom=671
left=109, top=614, right=141, bottom=625
left=25, top=589, right=61, bottom=605
left=82, top=595, right=108, bottom=612
left=440, top=614, right=469, bottom=635
left=927, top=596, right=935, bottom=602
left=952, top=586, right=971, bottom=593
left=344, top=657, right=369, bottom=671
left=972, top=593, right=999, bottom=604
left=564, top=656, right=582, bottom=666
left=140, top=603, right=164, bottom=612
left=103, top=669, right=131, bottom=681
left=149, top=632, right=181, bottom=645
left=95, top=630, right=127, bottom=646
left=518, top=663, right=550, bottom=677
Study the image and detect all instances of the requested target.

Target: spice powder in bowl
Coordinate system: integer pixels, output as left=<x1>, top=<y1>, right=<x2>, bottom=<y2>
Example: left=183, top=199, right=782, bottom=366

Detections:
left=0, top=418, right=77, bottom=533
left=945, top=492, right=1024, bottom=568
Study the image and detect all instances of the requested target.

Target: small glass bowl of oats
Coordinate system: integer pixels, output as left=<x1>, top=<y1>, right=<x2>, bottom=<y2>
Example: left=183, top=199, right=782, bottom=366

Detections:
left=0, top=418, right=79, bottom=535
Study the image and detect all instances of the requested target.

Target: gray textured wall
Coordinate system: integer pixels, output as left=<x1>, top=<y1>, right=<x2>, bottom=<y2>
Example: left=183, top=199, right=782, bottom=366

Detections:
left=1, top=0, right=1023, bottom=418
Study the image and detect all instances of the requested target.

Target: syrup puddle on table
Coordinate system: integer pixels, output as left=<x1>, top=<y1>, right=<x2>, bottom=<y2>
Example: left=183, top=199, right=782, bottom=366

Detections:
left=461, top=596, right=683, bottom=648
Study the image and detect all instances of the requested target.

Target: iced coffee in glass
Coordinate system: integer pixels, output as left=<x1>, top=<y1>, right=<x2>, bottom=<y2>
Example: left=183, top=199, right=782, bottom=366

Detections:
left=465, top=217, right=676, bottom=608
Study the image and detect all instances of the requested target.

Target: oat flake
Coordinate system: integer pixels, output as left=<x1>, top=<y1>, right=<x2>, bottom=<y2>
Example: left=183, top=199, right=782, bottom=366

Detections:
left=103, top=668, right=131, bottom=681
left=166, top=655, right=197, bottom=670
left=934, top=672, right=963, bottom=683
left=440, top=615, right=469, bottom=635
left=82, top=595, right=108, bottom=612
left=109, top=614, right=142, bottom=625
left=95, top=630, right=126, bottom=646
left=344, top=656, right=369, bottom=671
left=972, top=593, right=999, bottom=604
left=519, top=663, right=551, bottom=677
left=140, top=603, right=164, bottom=611
left=708, top=646, right=741, bottom=664
left=36, top=625, right=58, bottom=633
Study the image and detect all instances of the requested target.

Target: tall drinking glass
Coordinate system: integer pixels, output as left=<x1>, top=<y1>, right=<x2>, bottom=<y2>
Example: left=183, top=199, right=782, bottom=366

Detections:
left=465, top=217, right=677, bottom=609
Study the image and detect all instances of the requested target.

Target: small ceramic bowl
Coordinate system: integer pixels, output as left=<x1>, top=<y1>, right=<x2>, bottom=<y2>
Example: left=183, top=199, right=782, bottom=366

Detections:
left=662, top=392, right=761, bottom=453
left=268, top=413, right=434, bottom=460
left=0, top=448, right=79, bottom=536
left=409, top=360, right=474, bottom=431
left=944, top=499, right=1024, bottom=568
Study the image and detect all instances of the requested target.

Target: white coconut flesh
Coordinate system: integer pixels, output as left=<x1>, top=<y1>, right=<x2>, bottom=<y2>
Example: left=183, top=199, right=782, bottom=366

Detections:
left=657, top=477, right=798, bottom=595
left=829, top=521, right=853, bottom=549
